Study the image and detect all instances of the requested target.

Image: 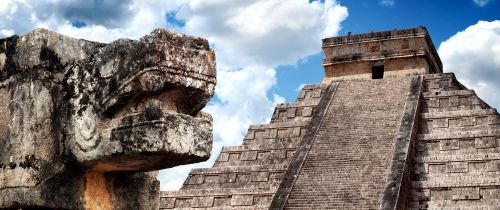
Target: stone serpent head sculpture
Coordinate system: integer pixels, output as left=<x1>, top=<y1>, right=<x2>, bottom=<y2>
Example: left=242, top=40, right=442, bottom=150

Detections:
left=0, top=28, right=215, bottom=209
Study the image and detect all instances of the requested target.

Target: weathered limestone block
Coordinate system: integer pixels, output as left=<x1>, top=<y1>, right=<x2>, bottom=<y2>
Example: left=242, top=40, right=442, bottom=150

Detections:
left=0, top=28, right=215, bottom=209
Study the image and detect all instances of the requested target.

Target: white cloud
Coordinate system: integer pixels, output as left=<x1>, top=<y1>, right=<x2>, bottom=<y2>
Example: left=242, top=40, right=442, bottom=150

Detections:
left=0, top=0, right=187, bottom=42
left=0, top=29, right=15, bottom=37
left=207, top=66, right=285, bottom=145
left=473, top=0, right=491, bottom=6
left=438, top=20, right=500, bottom=109
left=0, top=0, right=348, bottom=191
left=379, top=0, right=395, bottom=7
left=176, top=0, right=348, bottom=68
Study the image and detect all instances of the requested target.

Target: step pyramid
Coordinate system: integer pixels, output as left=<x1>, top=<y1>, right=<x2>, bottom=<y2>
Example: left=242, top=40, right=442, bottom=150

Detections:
left=161, top=27, right=500, bottom=209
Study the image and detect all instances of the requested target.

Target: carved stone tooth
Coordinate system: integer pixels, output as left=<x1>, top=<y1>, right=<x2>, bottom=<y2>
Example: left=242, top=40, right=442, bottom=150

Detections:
left=144, top=99, right=164, bottom=121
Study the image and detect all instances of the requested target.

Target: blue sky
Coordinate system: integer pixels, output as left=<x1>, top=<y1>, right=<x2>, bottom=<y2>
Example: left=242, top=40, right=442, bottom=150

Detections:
left=1, top=0, right=499, bottom=191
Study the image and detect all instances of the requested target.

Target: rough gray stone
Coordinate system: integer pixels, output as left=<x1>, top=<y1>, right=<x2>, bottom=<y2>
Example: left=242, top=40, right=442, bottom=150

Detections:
left=0, top=28, right=215, bottom=209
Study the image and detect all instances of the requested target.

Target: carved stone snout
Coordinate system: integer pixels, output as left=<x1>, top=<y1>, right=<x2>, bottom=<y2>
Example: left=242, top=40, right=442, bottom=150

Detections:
left=62, top=28, right=216, bottom=172
left=0, top=28, right=216, bottom=209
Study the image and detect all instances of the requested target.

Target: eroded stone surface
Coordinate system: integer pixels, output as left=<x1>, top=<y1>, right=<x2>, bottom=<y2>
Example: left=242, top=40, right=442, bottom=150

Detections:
left=322, top=27, right=442, bottom=83
left=0, top=28, right=215, bottom=209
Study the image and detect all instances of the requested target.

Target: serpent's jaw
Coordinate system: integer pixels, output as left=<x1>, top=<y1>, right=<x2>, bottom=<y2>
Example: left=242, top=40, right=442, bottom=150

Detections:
left=67, top=29, right=216, bottom=172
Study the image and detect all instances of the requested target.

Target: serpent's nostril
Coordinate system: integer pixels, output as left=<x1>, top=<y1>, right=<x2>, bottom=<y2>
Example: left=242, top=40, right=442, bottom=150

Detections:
left=144, top=99, right=163, bottom=121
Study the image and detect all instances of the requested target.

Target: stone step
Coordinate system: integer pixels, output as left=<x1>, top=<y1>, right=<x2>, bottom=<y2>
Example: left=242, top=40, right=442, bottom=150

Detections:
left=295, top=84, right=327, bottom=103
left=221, top=142, right=297, bottom=152
left=416, top=150, right=500, bottom=161
left=416, top=134, right=499, bottom=153
left=415, top=146, right=500, bottom=159
left=421, top=109, right=498, bottom=119
left=421, top=90, right=490, bottom=112
left=412, top=160, right=500, bottom=175
left=242, top=120, right=309, bottom=146
left=420, top=124, right=500, bottom=136
left=181, top=176, right=282, bottom=191
left=248, top=118, right=311, bottom=130
left=242, top=136, right=302, bottom=148
left=423, top=73, right=466, bottom=92
left=410, top=201, right=500, bottom=210
left=412, top=169, right=500, bottom=179
left=419, top=110, right=500, bottom=134
left=411, top=177, right=500, bottom=188
left=423, top=89, right=475, bottom=98
left=423, top=73, right=455, bottom=80
left=419, top=129, right=500, bottom=141
left=160, top=188, right=276, bottom=209
left=187, top=164, right=288, bottom=176
left=180, top=165, right=287, bottom=191
left=214, top=144, right=296, bottom=167
left=413, top=152, right=500, bottom=164
left=270, top=99, right=320, bottom=123
left=410, top=187, right=500, bottom=201
left=214, top=155, right=291, bottom=168
left=161, top=206, right=268, bottom=210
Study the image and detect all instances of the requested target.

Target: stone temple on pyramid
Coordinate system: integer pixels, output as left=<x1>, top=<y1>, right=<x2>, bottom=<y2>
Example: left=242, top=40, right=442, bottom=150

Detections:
left=161, top=27, right=500, bottom=209
left=0, top=26, right=499, bottom=210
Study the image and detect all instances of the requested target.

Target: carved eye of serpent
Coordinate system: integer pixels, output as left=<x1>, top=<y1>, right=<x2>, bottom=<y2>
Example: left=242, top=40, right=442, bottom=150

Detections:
left=80, top=112, right=96, bottom=140
left=74, top=109, right=100, bottom=152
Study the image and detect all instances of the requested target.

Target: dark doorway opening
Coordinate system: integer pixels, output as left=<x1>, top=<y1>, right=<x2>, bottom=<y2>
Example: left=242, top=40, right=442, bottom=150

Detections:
left=372, top=65, right=384, bottom=79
